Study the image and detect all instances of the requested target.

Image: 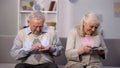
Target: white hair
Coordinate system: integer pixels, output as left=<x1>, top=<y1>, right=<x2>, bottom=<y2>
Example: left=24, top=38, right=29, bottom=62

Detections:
left=28, top=11, right=45, bottom=22
left=76, top=12, right=100, bottom=36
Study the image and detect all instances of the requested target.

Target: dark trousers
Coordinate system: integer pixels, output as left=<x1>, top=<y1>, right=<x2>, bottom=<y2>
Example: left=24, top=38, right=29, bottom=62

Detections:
left=15, top=63, right=58, bottom=68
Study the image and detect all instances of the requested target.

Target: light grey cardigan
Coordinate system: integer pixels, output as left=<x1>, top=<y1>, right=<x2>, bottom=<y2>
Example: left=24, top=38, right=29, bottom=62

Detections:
left=65, top=28, right=108, bottom=67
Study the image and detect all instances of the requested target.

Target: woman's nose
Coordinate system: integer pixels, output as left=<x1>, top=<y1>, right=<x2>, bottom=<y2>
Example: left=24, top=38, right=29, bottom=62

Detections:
left=91, top=27, right=95, bottom=31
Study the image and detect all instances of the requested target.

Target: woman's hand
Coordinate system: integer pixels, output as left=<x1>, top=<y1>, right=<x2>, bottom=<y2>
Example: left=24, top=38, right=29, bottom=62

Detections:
left=84, top=46, right=92, bottom=53
left=97, top=50, right=104, bottom=55
left=78, top=46, right=92, bottom=55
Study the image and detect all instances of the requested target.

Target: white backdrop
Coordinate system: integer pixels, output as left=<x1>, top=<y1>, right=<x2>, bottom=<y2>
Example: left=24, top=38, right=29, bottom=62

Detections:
left=57, top=0, right=120, bottom=39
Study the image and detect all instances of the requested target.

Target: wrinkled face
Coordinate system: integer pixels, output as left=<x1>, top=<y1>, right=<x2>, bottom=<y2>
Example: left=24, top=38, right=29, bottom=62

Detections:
left=28, top=18, right=44, bottom=35
left=83, top=22, right=98, bottom=35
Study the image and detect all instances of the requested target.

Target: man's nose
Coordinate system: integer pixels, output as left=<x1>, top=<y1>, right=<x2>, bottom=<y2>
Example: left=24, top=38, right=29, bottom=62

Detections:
left=36, top=27, right=40, bottom=31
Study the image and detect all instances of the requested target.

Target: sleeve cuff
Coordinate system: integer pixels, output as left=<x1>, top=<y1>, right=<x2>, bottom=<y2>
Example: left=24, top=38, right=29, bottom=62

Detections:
left=16, top=50, right=31, bottom=60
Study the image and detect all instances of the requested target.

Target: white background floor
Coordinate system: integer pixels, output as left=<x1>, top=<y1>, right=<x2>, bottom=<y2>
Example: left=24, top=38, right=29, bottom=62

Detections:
left=0, top=63, right=120, bottom=68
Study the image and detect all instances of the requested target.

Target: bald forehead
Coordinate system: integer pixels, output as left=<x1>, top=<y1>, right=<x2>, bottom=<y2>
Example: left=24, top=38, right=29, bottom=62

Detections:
left=30, top=18, right=44, bottom=25
left=28, top=11, right=45, bottom=21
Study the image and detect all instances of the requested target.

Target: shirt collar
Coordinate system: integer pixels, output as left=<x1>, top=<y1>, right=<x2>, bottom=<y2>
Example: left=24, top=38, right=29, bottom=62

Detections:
left=24, top=27, right=46, bottom=35
left=24, top=27, right=32, bottom=35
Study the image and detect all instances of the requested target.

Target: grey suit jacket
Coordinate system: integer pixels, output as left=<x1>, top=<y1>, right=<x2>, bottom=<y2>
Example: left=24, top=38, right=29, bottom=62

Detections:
left=65, top=28, right=108, bottom=67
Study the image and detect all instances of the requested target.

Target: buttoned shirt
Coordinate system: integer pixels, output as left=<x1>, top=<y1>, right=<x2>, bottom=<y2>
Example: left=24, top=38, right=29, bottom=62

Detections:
left=11, top=27, right=63, bottom=65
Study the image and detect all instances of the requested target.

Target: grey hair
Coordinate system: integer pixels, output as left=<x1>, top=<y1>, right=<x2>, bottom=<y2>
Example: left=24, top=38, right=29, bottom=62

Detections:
left=28, top=11, right=45, bottom=22
left=76, top=12, right=100, bottom=37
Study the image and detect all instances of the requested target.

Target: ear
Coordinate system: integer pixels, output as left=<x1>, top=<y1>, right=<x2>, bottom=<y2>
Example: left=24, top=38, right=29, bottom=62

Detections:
left=83, top=22, right=86, bottom=26
left=27, top=20, right=30, bottom=26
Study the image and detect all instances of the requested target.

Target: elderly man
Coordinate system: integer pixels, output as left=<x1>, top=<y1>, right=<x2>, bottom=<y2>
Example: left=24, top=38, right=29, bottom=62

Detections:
left=10, top=11, right=63, bottom=68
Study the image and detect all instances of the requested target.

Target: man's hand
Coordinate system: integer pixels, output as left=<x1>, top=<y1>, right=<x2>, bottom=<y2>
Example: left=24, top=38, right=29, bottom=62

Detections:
left=32, top=42, right=43, bottom=50
left=32, top=42, right=51, bottom=52
left=39, top=45, right=51, bottom=51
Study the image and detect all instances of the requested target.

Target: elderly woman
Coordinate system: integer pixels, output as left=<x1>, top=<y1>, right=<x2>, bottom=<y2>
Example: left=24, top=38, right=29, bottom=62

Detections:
left=65, top=12, right=108, bottom=68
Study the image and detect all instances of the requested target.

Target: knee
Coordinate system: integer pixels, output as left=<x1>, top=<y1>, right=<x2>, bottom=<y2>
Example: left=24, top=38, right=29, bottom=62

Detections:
left=65, top=63, right=84, bottom=68
left=15, top=63, right=26, bottom=68
left=48, top=63, right=58, bottom=68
